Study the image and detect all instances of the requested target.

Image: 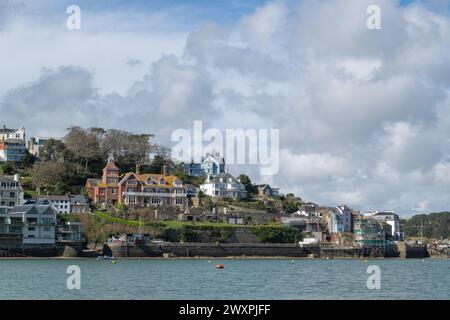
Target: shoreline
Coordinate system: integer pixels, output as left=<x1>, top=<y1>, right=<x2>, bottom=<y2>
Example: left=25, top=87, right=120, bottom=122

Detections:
left=0, top=255, right=447, bottom=261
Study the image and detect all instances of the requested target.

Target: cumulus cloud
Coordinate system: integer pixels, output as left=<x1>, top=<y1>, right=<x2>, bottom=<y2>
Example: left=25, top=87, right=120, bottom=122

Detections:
left=1, top=0, right=450, bottom=215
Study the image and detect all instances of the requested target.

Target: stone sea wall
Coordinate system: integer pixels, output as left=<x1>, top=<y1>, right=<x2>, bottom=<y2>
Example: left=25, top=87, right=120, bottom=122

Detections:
left=104, top=243, right=309, bottom=258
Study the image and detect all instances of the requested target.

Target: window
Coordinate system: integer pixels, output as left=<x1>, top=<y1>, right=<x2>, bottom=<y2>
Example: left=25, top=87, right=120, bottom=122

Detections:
left=42, top=218, right=54, bottom=225
left=176, top=198, right=183, bottom=205
left=28, top=227, right=35, bottom=231
left=43, top=227, right=51, bottom=232
left=151, top=198, right=161, bottom=204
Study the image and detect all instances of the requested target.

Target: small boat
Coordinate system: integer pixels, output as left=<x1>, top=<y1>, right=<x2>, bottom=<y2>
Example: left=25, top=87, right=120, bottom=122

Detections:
left=215, top=264, right=225, bottom=269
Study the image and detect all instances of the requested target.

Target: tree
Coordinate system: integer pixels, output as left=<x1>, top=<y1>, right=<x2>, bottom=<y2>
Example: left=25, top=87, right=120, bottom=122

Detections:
left=30, top=161, right=67, bottom=194
left=20, top=150, right=36, bottom=168
left=283, top=193, right=303, bottom=214
left=64, top=126, right=101, bottom=172
left=0, top=162, right=15, bottom=175
left=39, top=139, right=68, bottom=162
left=238, top=174, right=257, bottom=194
left=202, top=195, right=213, bottom=210
left=147, top=155, right=166, bottom=174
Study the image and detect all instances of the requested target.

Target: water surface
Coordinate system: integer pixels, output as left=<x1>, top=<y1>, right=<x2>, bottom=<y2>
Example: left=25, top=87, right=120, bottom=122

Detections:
left=0, top=259, right=448, bottom=299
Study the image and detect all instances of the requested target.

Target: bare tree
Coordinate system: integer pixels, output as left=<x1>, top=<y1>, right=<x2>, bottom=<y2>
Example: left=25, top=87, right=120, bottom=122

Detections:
left=30, top=161, right=67, bottom=194
left=64, top=126, right=101, bottom=172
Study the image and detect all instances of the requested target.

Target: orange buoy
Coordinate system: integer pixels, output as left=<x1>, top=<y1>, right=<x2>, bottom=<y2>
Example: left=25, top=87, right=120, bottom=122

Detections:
left=215, top=264, right=224, bottom=269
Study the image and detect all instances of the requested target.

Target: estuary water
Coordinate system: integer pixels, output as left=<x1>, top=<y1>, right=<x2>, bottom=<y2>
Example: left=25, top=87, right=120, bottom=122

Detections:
left=0, top=259, right=448, bottom=300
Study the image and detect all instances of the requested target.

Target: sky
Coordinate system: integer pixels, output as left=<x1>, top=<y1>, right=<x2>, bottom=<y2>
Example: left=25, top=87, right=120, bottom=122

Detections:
left=1, top=0, right=450, bottom=216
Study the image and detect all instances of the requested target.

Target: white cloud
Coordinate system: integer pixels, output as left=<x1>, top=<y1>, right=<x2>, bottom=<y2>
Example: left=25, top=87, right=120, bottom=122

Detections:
left=1, top=0, right=450, bottom=215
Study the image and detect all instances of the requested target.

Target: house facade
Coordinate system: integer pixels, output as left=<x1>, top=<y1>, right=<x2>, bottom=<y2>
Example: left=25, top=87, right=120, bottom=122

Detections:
left=0, top=126, right=26, bottom=162
left=0, top=126, right=25, bottom=141
left=57, top=221, right=84, bottom=242
left=328, top=205, right=353, bottom=233
left=70, top=195, right=89, bottom=213
left=119, top=172, right=187, bottom=208
left=34, top=195, right=71, bottom=214
left=5, top=198, right=57, bottom=244
left=256, top=184, right=281, bottom=197
left=200, top=173, right=247, bottom=199
left=0, top=175, right=24, bottom=214
left=85, top=155, right=120, bottom=206
left=364, top=211, right=402, bottom=240
left=183, top=153, right=225, bottom=177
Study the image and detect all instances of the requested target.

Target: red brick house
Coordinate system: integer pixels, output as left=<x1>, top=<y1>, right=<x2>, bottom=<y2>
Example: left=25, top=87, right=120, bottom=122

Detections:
left=85, top=155, right=120, bottom=205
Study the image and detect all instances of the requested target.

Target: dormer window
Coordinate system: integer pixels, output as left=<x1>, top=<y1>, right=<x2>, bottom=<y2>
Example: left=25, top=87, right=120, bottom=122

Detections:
left=146, top=178, right=154, bottom=185
left=159, top=179, right=165, bottom=185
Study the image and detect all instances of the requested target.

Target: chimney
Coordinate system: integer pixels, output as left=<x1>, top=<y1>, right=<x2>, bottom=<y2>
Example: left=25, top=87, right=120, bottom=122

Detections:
left=136, top=163, right=141, bottom=175
left=13, top=174, right=20, bottom=182
left=163, top=164, right=168, bottom=176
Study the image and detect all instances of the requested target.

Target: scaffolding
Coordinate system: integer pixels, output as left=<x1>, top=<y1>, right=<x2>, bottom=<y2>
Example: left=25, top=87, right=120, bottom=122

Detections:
left=353, top=217, right=387, bottom=257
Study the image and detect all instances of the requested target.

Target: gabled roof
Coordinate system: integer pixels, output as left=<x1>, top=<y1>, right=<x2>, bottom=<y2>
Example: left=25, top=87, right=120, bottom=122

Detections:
left=119, top=172, right=183, bottom=188
left=34, top=195, right=69, bottom=201
left=86, top=178, right=101, bottom=187
left=0, top=128, right=16, bottom=134
left=8, top=200, right=57, bottom=215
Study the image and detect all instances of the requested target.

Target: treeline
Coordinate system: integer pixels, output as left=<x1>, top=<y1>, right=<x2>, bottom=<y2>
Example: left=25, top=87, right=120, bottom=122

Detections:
left=401, top=212, right=450, bottom=239
left=18, top=127, right=174, bottom=195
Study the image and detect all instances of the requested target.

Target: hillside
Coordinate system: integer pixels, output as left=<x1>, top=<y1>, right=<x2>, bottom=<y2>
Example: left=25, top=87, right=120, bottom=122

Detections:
left=401, top=212, right=450, bottom=239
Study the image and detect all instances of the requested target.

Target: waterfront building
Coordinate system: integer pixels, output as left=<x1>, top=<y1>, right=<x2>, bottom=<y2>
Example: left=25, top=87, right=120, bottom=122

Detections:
left=0, top=175, right=24, bottom=214
left=183, top=153, right=225, bottom=177
left=0, top=126, right=26, bottom=162
left=57, top=220, right=84, bottom=242
left=281, top=215, right=325, bottom=232
left=118, top=171, right=187, bottom=208
left=329, top=205, right=353, bottom=233
left=353, top=215, right=388, bottom=252
left=5, top=198, right=57, bottom=244
left=199, top=173, right=247, bottom=199
left=85, top=155, right=120, bottom=206
left=364, top=210, right=403, bottom=240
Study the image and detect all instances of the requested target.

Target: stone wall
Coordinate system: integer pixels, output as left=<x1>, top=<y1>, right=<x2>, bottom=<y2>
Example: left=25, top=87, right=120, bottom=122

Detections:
left=104, top=243, right=308, bottom=258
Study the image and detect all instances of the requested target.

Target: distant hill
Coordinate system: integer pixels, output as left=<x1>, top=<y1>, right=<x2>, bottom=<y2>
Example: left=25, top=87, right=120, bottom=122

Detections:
left=401, top=212, right=450, bottom=239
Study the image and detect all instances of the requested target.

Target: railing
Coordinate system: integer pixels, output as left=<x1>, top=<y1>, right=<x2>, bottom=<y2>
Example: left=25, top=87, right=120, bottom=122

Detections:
left=123, top=192, right=186, bottom=198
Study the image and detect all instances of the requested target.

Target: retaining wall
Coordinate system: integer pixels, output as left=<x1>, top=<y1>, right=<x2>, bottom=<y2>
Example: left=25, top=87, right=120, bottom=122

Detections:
left=104, top=243, right=309, bottom=258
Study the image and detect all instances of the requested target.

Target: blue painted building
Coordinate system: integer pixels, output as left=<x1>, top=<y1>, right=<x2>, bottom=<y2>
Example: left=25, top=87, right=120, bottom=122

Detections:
left=183, top=153, right=225, bottom=177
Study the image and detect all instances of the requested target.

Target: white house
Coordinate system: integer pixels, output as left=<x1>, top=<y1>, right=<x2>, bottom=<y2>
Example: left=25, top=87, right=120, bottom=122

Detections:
left=6, top=198, right=58, bottom=244
left=200, top=173, right=247, bottom=199
left=34, top=195, right=71, bottom=214
left=0, top=175, right=24, bottom=214
left=0, top=126, right=26, bottom=162
left=0, top=126, right=25, bottom=141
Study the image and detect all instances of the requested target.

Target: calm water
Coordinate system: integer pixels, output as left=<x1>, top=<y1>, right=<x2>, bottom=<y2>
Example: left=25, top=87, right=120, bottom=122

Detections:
left=0, top=259, right=448, bottom=300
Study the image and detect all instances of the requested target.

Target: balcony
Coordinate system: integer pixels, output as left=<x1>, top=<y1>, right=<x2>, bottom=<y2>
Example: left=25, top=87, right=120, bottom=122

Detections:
left=123, top=192, right=186, bottom=198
